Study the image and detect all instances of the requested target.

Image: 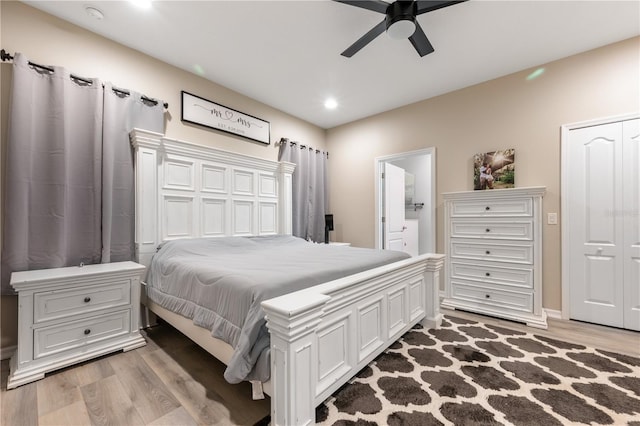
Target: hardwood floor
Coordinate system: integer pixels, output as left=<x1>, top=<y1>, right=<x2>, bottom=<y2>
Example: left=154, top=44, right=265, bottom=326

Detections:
left=443, top=309, right=640, bottom=358
left=1, top=324, right=270, bottom=426
left=1, top=311, right=638, bottom=426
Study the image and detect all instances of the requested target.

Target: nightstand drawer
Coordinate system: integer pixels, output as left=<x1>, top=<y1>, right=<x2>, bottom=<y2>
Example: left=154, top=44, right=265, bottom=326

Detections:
left=8, top=261, right=146, bottom=389
left=450, top=198, right=532, bottom=217
left=451, top=281, right=533, bottom=313
left=451, top=261, right=533, bottom=289
left=450, top=240, right=534, bottom=264
left=450, top=219, right=533, bottom=240
left=34, top=280, right=131, bottom=324
left=34, top=310, right=131, bottom=359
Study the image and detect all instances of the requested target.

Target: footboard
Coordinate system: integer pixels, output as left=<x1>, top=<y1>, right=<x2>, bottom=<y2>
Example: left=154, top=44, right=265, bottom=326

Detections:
left=262, top=253, right=444, bottom=426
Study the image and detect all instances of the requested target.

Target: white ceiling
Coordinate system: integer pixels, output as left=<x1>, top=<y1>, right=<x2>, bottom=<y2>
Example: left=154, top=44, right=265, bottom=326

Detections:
left=23, top=0, right=640, bottom=129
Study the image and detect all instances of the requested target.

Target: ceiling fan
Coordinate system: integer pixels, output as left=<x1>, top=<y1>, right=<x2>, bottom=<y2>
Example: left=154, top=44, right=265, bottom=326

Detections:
left=334, top=0, right=466, bottom=57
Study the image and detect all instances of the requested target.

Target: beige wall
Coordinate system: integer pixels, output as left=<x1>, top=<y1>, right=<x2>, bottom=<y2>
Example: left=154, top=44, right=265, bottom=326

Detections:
left=327, top=36, right=640, bottom=311
left=1, top=1, right=638, bottom=352
left=0, top=2, right=325, bottom=352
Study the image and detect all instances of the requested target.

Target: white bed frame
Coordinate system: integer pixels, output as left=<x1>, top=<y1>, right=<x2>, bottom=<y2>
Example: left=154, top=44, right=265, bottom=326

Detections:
left=131, top=129, right=445, bottom=426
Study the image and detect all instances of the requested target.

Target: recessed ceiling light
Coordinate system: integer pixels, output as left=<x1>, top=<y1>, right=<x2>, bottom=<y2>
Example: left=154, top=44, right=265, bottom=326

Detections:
left=85, top=6, right=104, bottom=20
left=324, top=98, right=338, bottom=110
left=130, top=0, right=152, bottom=9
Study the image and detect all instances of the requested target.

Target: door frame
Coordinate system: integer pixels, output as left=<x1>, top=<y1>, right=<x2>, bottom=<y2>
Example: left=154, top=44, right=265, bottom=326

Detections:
left=374, top=148, right=436, bottom=253
left=560, top=112, right=639, bottom=320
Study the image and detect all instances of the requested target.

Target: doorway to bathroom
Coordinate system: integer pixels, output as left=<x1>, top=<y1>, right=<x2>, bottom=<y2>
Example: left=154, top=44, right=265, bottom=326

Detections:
left=374, top=148, right=436, bottom=256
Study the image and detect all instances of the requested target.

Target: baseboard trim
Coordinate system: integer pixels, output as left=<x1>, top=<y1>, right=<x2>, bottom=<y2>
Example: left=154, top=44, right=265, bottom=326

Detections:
left=544, top=308, right=562, bottom=319
left=0, top=345, right=16, bottom=361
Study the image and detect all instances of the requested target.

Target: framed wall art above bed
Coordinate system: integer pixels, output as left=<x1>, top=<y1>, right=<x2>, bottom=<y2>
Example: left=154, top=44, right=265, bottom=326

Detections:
left=181, top=91, right=271, bottom=145
left=130, top=128, right=445, bottom=426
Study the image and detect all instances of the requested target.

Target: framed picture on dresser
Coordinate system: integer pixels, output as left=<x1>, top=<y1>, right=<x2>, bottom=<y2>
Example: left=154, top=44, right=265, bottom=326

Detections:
left=473, top=149, right=515, bottom=190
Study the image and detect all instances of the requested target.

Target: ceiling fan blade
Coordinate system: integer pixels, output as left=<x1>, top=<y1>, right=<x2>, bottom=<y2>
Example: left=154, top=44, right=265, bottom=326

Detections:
left=416, top=0, right=467, bottom=15
left=341, top=20, right=386, bottom=57
left=333, top=0, right=389, bottom=14
left=408, top=23, right=435, bottom=57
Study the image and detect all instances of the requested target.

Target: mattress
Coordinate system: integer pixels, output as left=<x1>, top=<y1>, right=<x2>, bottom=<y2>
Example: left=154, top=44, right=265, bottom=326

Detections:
left=146, top=235, right=410, bottom=383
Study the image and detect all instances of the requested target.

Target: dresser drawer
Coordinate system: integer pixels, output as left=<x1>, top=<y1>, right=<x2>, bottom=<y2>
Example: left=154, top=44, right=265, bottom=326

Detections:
left=451, top=281, right=533, bottom=313
left=34, top=310, right=131, bottom=359
left=450, top=240, right=534, bottom=264
left=34, top=280, right=131, bottom=324
left=450, top=198, right=532, bottom=217
left=450, top=219, right=533, bottom=240
left=451, top=261, right=533, bottom=289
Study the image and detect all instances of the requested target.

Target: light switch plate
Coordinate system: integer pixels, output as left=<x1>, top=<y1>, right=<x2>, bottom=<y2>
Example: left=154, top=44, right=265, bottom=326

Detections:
left=547, top=212, right=558, bottom=225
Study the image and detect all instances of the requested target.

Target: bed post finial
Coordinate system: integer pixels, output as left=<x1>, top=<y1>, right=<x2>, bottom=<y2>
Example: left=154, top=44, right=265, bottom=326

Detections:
left=277, top=161, right=296, bottom=235
left=422, top=253, right=445, bottom=328
left=130, top=128, right=163, bottom=273
left=262, top=293, right=329, bottom=426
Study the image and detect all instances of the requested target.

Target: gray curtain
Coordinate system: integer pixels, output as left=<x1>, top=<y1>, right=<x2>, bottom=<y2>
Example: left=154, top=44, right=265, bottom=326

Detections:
left=278, top=141, right=329, bottom=242
left=1, top=54, right=103, bottom=294
left=102, top=83, right=164, bottom=263
left=1, top=55, right=164, bottom=294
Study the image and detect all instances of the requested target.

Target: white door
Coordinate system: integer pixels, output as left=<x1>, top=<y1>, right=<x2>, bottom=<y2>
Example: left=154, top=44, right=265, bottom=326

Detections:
left=404, top=219, right=419, bottom=257
left=384, top=163, right=405, bottom=251
left=566, top=118, right=639, bottom=330
left=622, top=119, right=640, bottom=330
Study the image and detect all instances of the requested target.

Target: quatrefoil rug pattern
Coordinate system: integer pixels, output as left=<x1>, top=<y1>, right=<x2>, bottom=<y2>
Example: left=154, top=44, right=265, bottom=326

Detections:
left=315, top=315, right=640, bottom=426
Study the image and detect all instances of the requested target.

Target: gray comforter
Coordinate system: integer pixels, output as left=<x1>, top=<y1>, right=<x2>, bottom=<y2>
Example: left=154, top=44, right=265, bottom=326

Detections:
left=146, top=235, right=410, bottom=383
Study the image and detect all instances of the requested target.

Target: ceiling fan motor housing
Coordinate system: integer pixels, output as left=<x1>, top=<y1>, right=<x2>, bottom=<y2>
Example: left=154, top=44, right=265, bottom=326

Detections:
left=386, top=1, right=418, bottom=39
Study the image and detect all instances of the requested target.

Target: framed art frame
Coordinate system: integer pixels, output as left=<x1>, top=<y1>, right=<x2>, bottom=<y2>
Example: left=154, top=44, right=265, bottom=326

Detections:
left=181, top=91, right=270, bottom=145
left=473, top=149, right=515, bottom=190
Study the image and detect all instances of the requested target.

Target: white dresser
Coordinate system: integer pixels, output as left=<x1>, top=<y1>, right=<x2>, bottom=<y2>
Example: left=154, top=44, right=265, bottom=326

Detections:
left=441, top=187, right=547, bottom=328
left=7, top=261, right=146, bottom=389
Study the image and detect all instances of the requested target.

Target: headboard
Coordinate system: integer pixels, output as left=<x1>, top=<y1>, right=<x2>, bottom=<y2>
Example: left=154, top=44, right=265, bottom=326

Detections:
left=130, top=128, right=295, bottom=269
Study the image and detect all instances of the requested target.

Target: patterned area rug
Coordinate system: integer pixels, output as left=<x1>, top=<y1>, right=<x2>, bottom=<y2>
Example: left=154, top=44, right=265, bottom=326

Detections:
left=315, top=315, right=640, bottom=426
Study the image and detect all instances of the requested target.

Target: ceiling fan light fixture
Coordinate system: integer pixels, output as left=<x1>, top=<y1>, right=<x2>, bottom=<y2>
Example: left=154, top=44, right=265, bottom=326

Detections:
left=387, top=19, right=416, bottom=39
left=385, top=1, right=418, bottom=39
left=335, top=0, right=464, bottom=57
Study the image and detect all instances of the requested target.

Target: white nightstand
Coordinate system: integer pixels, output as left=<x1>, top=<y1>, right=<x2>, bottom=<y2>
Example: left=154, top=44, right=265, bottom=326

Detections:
left=329, top=242, right=351, bottom=247
left=7, top=261, right=146, bottom=389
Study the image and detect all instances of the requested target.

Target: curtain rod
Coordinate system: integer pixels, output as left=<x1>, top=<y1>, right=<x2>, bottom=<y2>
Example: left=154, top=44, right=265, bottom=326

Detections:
left=1, top=49, right=168, bottom=109
left=278, top=137, right=329, bottom=157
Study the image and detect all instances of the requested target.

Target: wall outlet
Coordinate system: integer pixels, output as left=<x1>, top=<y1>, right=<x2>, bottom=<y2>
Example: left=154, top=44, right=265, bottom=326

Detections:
left=547, top=212, right=558, bottom=225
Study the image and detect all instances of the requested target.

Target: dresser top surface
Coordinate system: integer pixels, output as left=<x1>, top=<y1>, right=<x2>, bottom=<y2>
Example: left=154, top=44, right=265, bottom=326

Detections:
left=10, top=261, right=145, bottom=286
left=443, top=186, right=546, bottom=200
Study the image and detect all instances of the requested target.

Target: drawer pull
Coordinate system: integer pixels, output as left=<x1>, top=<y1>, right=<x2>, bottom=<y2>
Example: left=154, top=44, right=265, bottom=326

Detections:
left=485, top=272, right=491, bottom=277
left=84, top=329, right=91, bottom=335
left=84, top=297, right=91, bottom=303
left=485, top=294, right=491, bottom=299
left=485, top=228, right=490, bottom=233
left=485, top=250, right=491, bottom=255
left=485, top=206, right=490, bottom=211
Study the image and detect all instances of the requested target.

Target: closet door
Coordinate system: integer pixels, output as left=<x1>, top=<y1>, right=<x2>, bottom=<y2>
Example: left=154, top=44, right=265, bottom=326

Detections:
left=567, top=118, right=639, bottom=331
left=567, top=122, right=624, bottom=328
left=623, top=119, right=640, bottom=330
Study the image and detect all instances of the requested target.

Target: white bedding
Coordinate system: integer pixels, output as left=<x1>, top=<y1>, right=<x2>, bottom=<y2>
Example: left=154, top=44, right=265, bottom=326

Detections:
left=146, top=235, right=410, bottom=383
